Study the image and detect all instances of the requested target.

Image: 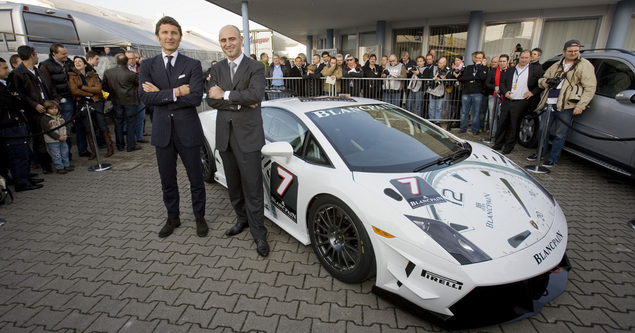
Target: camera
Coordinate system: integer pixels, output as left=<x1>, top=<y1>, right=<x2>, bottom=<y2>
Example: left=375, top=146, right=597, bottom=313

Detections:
left=382, top=69, right=390, bottom=76
left=545, top=77, right=562, bottom=89
left=515, top=43, right=523, bottom=52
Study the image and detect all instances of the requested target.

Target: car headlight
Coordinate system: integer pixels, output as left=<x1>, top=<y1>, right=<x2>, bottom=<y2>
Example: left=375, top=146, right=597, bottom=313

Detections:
left=407, top=215, right=492, bottom=265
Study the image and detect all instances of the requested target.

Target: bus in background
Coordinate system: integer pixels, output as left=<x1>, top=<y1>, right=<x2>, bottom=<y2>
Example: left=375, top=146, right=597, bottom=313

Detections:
left=0, top=2, right=84, bottom=62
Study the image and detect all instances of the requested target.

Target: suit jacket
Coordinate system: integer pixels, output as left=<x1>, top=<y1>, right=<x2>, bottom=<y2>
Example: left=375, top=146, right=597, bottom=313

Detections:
left=102, top=65, right=139, bottom=106
left=138, top=53, right=204, bottom=148
left=9, top=63, right=57, bottom=117
left=500, top=64, right=544, bottom=103
left=206, top=56, right=266, bottom=153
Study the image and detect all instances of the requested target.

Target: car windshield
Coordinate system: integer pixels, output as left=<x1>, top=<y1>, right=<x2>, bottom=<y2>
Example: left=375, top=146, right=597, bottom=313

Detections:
left=306, top=104, right=464, bottom=172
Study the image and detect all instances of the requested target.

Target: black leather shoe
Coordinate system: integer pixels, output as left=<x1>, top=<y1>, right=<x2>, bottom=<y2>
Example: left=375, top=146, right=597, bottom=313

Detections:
left=502, top=148, right=513, bottom=155
left=256, top=239, right=269, bottom=257
left=15, top=183, right=43, bottom=192
left=42, top=168, right=53, bottom=174
left=127, top=146, right=142, bottom=152
left=196, top=217, right=209, bottom=237
left=226, top=223, right=248, bottom=236
left=30, top=173, right=38, bottom=177
left=158, top=218, right=181, bottom=238
left=30, top=178, right=45, bottom=184
left=492, top=145, right=503, bottom=150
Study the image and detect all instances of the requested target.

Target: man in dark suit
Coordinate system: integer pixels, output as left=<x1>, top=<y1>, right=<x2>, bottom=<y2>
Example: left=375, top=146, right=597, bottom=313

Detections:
left=206, top=25, right=269, bottom=257
left=493, top=49, right=544, bottom=154
left=138, top=16, right=207, bottom=238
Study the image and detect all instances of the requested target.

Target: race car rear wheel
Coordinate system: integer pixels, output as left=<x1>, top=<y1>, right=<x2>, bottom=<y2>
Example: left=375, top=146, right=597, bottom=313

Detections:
left=201, top=142, right=216, bottom=183
left=308, top=195, right=376, bottom=283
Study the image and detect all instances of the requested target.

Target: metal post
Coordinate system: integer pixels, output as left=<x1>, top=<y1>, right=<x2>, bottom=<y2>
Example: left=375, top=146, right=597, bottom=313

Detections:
left=84, top=103, right=112, bottom=172
left=482, top=92, right=499, bottom=144
left=525, top=105, right=551, bottom=174
left=241, top=1, right=250, bottom=56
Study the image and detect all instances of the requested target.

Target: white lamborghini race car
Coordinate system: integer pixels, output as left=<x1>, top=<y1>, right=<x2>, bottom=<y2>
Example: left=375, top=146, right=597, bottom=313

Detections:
left=199, top=96, right=570, bottom=329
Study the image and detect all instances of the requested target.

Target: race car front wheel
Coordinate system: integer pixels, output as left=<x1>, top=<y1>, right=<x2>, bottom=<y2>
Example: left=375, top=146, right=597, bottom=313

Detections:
left=308, top=195, right=376, bottom=284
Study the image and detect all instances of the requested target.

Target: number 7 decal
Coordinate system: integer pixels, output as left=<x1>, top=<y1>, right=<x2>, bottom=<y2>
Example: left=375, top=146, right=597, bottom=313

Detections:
left=276, top=166, right=294, bottom=196
left=397, top=177, right=420, bottom=195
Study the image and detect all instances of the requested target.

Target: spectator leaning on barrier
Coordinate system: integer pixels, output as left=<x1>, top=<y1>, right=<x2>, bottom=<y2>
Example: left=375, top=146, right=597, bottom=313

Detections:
left=458, top=51, right=488, bottom=135
left=342, top=54, right=363, bottom=97
left=265, top=54, right=288, bottom=90
left=317, top=51, right=330, bottom=75
left=68, top=56, right=114, bottom=158
left=102, top=53, right=141, bottom=153
left=321, top=56, right=342, bottom=95
left=0, top=56, right=43, bottom=192
left=289, top=56, right=306, bottom=96
left=428, top=57, right=451, bottom=125
left=528, top=40, right=597, bottom=168
left=382, top=54, right=408, bottom=107
left=362, top=54, right=383, bottom=100
left=10, top=45, right=56, bottom=174
left=406, top=55, right=427, bottom=117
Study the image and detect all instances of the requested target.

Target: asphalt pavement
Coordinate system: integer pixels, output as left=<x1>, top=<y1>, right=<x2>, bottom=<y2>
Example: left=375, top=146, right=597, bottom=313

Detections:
left=0, top=128, right=633, bottom=332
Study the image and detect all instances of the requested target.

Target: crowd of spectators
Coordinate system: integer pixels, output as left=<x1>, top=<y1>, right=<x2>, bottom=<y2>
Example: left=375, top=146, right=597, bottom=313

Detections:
left=231, top=45, right=545, bottom=144
left=0, top=43, right=151, bottom=192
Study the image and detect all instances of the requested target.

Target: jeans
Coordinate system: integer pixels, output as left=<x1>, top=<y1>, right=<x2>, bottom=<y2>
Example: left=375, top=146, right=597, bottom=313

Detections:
left=429, top=97, right=444, bottom=123
left=47, top=141, right=70, bottom=170
left=487, top=95, right=500, bottom=135
left=537, top=105, right=573, bottom=163
left=383, top=90, right=401, bottom=107
left=112, top=104, right=137, bottom=150
left=59, top=100, right=77, bottom=152
left=135, top=103, right=146, bottom=141
left=460, top=93, right=482, bottom=132
left=407, top=90, right=424, bottom=117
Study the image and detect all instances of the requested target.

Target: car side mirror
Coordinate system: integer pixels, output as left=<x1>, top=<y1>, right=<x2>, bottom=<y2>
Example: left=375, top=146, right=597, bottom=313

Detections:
left=262, top=141, right=293, bottom=164
left=615, top=89, right=635, bottom=104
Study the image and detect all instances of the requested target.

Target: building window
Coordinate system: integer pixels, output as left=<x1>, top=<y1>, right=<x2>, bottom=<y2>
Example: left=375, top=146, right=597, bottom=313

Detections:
left=394, top=27, right=424, bottom=60
left=623, top=16, right=635, bottom=51
left=0, top=10, right=16, bottom=41
left=483, top=21, right=534, bottom=62
left=341, top=34, right=357, bottom=58
left=540, top=18, right=599, bottom=58
left=429, top=25, right=468, bottom=62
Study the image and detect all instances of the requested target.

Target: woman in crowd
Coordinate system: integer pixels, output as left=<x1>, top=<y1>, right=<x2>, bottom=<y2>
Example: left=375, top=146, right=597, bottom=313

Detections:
left=68, top=56, right=114, bottom=158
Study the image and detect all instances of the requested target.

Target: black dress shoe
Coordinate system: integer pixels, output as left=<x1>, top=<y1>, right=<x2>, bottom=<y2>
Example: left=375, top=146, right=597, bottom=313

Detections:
left=196, top=217, right=209, bottom=237
left=256, top=239, right=270, bottom=257
left=127, top=146, right=142, bottom=152
left=15, top=183, right=43, bottom=192
left=226, top=223, right=247, bottom=236
left=30, top=173, right=38, bottom=177
left=158, top=218, right=181, bottom=238
left=30, top=178, right=45, bottom=184
left=502, top=148, right=513, bottom=155
left=42, top=168, right=53, bottom=174
left=492, top=145, right=503, bottom=150
left=79, top=151, right=92, bottom=157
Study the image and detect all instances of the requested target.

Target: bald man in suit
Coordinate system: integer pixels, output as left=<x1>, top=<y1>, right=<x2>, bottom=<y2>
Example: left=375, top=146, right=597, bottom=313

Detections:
left=206, top=25, right=269, bottom=257
left=139, top=16, right=208, bottom=238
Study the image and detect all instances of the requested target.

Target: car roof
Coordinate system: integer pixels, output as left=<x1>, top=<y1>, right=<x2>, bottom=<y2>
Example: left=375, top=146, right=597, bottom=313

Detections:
left=261, top=96, right=388, bottom=114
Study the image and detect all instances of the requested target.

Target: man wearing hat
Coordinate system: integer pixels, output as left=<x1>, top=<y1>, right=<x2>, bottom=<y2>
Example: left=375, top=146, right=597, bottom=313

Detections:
left=527, top=40, right=596, bottom=167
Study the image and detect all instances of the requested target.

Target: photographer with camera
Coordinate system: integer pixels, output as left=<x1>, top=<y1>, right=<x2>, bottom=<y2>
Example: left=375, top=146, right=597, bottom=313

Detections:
left=527, top=40, right=596, bottom=168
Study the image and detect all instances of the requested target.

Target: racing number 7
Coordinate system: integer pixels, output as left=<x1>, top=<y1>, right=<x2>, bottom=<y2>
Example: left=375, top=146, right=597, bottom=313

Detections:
left=397, top=177, right=420, bottom=195
left=276, top=166, right=294, bottom=196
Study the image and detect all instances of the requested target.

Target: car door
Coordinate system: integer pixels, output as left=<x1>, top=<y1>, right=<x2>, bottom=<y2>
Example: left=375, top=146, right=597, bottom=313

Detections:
left=567, top=56, right=635, bottom=169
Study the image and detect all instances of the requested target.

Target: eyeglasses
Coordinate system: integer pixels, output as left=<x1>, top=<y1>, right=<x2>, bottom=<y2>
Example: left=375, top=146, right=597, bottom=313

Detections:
left=346, top=59, right=354, bottom=61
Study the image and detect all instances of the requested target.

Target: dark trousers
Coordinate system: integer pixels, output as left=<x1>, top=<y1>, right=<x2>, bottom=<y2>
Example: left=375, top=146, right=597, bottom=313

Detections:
left=113, top=104, right=137, bottom=150
left=28, top=114, right=52, bottom=171
left=155, top=119, right=206, bottom=219
left=219, top=126, right=267, bottom=241
left=0, top=123, right=31, bottom=187
left=494, top=99, right=528, bottom=150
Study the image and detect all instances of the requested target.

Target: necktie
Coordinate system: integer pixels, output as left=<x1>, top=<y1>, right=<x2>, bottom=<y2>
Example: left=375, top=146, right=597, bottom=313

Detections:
left=229, top=61, right=236, bottom=83
left=166, top=55, right=173, bottom=78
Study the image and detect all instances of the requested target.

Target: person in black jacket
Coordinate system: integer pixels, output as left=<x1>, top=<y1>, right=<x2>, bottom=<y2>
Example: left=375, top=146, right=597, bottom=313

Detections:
left=362, top=54, right=383, bottom=99
left=0, top=57, right=43, bottom=192
left=342, top=54, right=363, bottom=96
left=493, top=50, right=544, bottom=154
left=458, top=51, right=488, bottom=134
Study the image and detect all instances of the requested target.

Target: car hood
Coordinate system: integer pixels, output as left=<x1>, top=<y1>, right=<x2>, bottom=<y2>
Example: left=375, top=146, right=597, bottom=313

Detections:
left=352, top=143, right=561, bottom=260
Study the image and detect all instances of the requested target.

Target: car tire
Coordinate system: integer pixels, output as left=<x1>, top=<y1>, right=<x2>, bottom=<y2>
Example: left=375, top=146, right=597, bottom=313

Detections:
left=308, top=195, right=376, bottom=284
left=201, top=142, right=216, bottom=183
left=518, top=115, right=539, bottom=148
